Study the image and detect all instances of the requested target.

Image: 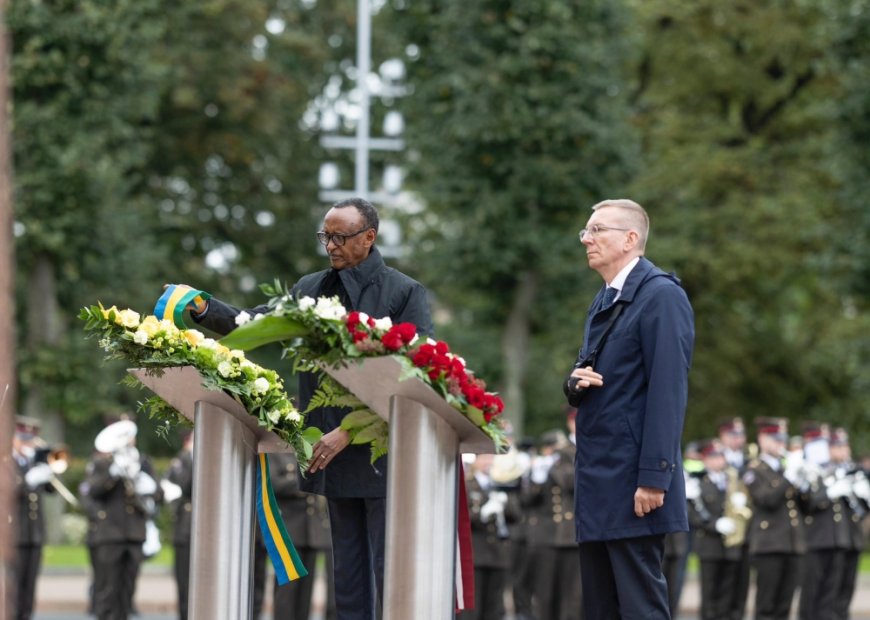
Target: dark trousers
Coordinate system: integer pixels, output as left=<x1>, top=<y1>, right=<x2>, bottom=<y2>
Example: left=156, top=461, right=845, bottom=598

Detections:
left=835, top=549, right=860, bottom=620
left=173, top=543, right=190, bottom=620
left=457, top=566, right=507, bottom=620
left=272, top=547, right=339, bottom=620
left=14, top=544, right=41, bottom=620
left=699, top=558, right=741, bottom=620
left=529, top=545, right=583, bottom=620
left=799, top=548, right=844, bottom=620
left=510, top=540, right=534, bottom=620
left=752, top=552, right=801, bottom=620
left=92, top=542, right=144, bottom=620
left=732, top=544, right=751, bottom=620
left=578, top=534, right=670, bottom=620
left=328, top=497, right=386, bottom=620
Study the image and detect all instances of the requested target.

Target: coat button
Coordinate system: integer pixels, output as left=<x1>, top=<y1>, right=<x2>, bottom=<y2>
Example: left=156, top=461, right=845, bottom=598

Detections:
left=29, top=493, right=38, bottom=501
left=126, top=506, right=134, bottom=514
left=184, top=503, right=192, bottom=512
left=98, top=511, right=107, bottom=519
left=660, top=461, right=668, bottom=470
left=760, top=520, right=769, bottom=530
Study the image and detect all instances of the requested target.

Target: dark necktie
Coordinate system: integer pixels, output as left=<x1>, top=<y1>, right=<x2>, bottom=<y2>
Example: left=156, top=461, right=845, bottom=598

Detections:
left=600, top=286, right=617, bottom=311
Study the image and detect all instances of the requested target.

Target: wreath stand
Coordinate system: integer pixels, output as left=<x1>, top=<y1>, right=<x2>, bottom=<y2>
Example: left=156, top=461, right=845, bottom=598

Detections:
left=132, top=358, right=494, bottom=620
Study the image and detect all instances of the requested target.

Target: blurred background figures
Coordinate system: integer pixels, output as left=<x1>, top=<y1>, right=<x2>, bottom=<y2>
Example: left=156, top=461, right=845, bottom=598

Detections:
left=83, top=417, right=162, bottom=620
left=164, top=429, right=194, bottom=620
left=523, top=428, right=582, bottom=620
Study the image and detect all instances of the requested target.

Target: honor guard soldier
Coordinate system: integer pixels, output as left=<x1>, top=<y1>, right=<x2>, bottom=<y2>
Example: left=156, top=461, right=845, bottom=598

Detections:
left=689, top=439, right=749, bottom=620
left=12, top=416, right=53, bottom=620
left=523, top=430, right=581, bottom=620
left=743, top=417, right=806, bottom=620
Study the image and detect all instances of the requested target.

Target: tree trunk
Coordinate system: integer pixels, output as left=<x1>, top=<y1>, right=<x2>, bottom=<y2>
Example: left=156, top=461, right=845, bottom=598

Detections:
left=0, top=0, right=17, bottom=612
left=500, top=270, right=538, bottom=439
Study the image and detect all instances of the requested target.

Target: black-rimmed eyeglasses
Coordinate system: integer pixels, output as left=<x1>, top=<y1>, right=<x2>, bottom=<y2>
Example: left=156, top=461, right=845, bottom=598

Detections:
left=316, top=227, right=371, bottom=247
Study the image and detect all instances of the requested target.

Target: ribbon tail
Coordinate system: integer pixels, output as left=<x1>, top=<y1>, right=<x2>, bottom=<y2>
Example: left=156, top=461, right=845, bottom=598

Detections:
left=256, top=454, right=308, bottom=584
left=455, top=458, right=474, bottom=612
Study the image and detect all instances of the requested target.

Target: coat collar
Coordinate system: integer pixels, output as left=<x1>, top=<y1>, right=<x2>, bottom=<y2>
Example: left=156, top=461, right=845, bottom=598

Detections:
left=336, top=246, right=385, bottom=307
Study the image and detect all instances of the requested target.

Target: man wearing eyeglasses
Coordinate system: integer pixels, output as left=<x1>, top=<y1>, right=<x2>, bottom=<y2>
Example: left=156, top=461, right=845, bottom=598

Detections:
left=563, top=199, right=694, bottom=620
left=188, top=197, right=433, bottom=620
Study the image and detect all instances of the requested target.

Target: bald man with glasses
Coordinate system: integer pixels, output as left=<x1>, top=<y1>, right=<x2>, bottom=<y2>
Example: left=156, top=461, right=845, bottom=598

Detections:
left=564, top=199, right=695, bottom=620
left=189, top=197, right=433, bottom=620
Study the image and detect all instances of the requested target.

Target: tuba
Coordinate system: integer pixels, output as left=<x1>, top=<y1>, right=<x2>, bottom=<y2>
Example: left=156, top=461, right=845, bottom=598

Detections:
left=723, top=466, right=752, bottom=548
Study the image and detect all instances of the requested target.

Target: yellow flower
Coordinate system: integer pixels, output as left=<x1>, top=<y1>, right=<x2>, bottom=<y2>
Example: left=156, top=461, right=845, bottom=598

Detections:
left=100, top=303, right=120, bottom=320
left=183, top=329, right=205, bottom=347
left=138, top=316, right=162, bottom=337
left=116, top=309, right=141, bottom=329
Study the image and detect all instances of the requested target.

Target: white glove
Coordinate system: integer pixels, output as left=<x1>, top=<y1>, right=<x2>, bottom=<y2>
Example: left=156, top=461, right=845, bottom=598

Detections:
left=783, top=466, right=801, bottom=487
left=160, top=479, right=183, bottom=503
left=729, top=491, right=748, bottom=509
left=113, top=448, right=141, bottom=479
left=852, top=476, right=870, bottom=503
left=480, top=491, right=507, bottom=522
left=134, top=472, right=157, bottom=496
left=25, top=463, right=53, bottom=488
left=827, top=477, right=852, bottom=500
left=142, top=520, right=162, bottom=558
left=684, top=477, right=701, bottom=501
left=715, top=516, right=737, bottom=536
left=530, top=456, right=554, bottom=484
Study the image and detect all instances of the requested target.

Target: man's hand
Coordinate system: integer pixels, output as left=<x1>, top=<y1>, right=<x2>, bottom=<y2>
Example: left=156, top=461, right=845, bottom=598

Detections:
left=634, top=486, right=665, bottom=517
left=568, top=365, right=604, bottom=391
left=307, top=428, right=351, bottom=473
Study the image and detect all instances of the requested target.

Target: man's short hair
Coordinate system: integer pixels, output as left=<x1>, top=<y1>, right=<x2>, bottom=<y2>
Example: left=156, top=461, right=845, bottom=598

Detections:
left=332, top=197, right=380, bottom=233
left=591, top=198, right=649, bottom=251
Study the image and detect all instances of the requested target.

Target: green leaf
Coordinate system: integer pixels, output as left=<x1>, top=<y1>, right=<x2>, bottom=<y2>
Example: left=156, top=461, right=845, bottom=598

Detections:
left=340, top=408, right=382, bottom=430
left=350, top=419, right=389, bottom=445
left=464, top=406, right=486, bottom=427
left=219, top=316, right=308, bottom=351
left=300, top=426, right=323, bottom=445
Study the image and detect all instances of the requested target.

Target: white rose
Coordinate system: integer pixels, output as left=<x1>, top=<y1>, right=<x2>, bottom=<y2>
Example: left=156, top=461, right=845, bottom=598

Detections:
left=297, top=296, right=316, bottom=311
left=253, top=313, right=265, bottom=321
left=217, top=361, right=233, bottom=377
left=234, top=311, right=251, bottom=326
left=266, top=410, right=281, bottom=425
left=314, top=296, right=347, bottom=321
left=285, top=410, right=301, bottom=423
left=133, top=330, right=149, bottom=345
left=373, top=316, right=393, bottom=330
left=183, top=329, right=205, bottom=347
left=253, top=378, right=270, bottom=394
left=199, top=338, right=218, bottom=350
left=230, top=349, right=245, bottom=360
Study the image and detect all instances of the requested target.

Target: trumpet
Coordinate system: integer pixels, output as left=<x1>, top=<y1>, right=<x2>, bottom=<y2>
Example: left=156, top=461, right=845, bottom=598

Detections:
left=32, top=439, right=80, bottom=508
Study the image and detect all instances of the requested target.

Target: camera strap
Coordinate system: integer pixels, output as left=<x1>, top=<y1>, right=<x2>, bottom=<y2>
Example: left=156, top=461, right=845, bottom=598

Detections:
left=574, top=303, right=624, bottom=369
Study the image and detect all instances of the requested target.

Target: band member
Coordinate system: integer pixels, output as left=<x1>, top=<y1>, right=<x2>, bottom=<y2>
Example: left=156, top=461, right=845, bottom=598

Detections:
left=84, top=418, right=162, bottom=620
left=689, top=439, right=748, bottom=620
left=743, top=417, right=806, bottom=620
left=12, top=416, right=52, bottom=620
left=165, top=430, right=194, bottom=620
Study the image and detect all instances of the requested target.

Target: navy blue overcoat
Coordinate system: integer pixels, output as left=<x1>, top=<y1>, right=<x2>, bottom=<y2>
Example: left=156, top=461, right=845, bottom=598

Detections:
left=570, top=257, right=694, bottom=542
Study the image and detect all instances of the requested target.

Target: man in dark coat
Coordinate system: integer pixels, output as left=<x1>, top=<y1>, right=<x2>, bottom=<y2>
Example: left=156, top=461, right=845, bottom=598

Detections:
left=564, top=198, right=694, bottom=620
left=190, top=198, right=433, bottom=620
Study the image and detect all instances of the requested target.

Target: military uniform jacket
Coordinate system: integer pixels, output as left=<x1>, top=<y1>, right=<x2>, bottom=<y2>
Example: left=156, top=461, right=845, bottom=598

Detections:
left=84, top=454, right=155, bottom=545
left=196, top=247, right=433, bottom=498
left=743, top=459, right=806, bottom=555
left=466, top=474, right=520, bottom=569
left=567, top=258, right=694, bottom=542
left=802, top=471, right=865, bottom=552
left=688, top=475, right=742, bottom=561
left=166, top=450, right=194, bottom=546
left=269, top=452, right=331, bottom=550
left=524, top=446, right=576, bottom=548
left=14, top=458, right=50, bottom=546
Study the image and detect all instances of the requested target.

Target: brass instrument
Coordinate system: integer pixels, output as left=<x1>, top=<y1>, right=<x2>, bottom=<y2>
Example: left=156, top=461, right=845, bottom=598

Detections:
left=33, top=439, right=80, bottom=508
left=723, top=466, right=752, bottom=548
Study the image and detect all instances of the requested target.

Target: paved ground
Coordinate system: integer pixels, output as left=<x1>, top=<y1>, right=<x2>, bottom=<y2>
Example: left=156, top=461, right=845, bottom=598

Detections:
left=31, top=566, right=870, bottom=619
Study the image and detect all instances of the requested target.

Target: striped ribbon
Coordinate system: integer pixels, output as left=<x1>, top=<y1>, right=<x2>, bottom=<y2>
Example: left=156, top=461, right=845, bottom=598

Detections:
left=153, top=284, right=212, bottom=328
left=455, top=459, right=475, bottom=612
left=256, top=454, right=308, bottom=584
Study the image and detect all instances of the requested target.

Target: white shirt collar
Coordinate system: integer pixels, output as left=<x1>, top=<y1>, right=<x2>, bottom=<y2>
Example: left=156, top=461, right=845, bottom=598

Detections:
left=607, top=256, right=640, bottom=300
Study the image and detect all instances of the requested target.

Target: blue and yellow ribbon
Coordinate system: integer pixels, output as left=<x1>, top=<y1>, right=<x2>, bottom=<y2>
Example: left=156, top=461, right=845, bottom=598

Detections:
left=256, top=454, right=308, bottom=584
left=153, top=284, right=212, bottom=329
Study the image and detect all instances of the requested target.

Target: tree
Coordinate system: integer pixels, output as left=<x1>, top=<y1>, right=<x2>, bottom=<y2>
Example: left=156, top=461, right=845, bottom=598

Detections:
left=392, top=0, right=638, bottom=436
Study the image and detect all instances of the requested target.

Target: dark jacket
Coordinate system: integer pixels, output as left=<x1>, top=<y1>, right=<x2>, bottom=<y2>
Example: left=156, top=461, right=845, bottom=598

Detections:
left=689, top=474, right=743, bottom=561
left=196, top=246, right=433, bottom=497
left=524, top=445, right=577, bottom=548
left=166, top=449, right=194, bottom=546
left=269, top=452, right=331, bottom=550
left=743, top=458, right=806, bottom=555
left=83, top=454, right=159, bottom=545
left=14, top=457, right=51, bottom=546
left=567, top=257, right=694, bottom=542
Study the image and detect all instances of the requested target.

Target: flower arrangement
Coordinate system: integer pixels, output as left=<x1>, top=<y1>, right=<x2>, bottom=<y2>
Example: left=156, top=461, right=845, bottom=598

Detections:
left=79, top=303, right=320, bottom=462
left=220, top=283, right=507, bottom=456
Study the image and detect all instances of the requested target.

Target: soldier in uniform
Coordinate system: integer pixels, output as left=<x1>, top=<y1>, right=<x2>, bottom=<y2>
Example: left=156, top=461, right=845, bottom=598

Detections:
left=270, top=450, right=336, bottom=620
left=523, top=430, right=581, bottom=620
left=12, top=416, right=53, bottom=620
left=84, top=419, right=162, bottom=620
left=460, top=453, right=520, bottom=620
left=166, top=430, right=194, bottom=620
left=689, top=439, right=747, bottom=620
left=717, top=417, right=751, bottom=620
left=828, top=428, right=869, bottom=620
left=743, top=417, right=806, bottom=620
